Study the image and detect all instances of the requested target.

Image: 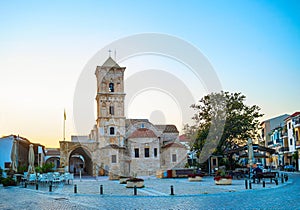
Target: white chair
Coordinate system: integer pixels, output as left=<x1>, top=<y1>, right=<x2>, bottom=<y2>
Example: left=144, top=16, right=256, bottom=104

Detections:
left=28, top=174, right=36, bottom=184
left=38, top=174, right=48, bottom=186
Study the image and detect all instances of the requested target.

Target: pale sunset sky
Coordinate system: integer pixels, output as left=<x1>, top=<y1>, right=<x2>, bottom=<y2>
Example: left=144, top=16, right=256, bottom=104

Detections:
left=0, top=0, right=299, bottom=147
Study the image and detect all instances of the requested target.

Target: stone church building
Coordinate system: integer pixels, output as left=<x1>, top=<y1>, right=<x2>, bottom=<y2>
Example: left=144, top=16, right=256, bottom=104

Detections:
left=59, top=57, right=187, bottom=178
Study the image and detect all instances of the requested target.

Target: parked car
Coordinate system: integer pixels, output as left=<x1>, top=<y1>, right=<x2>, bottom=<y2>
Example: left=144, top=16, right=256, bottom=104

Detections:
left=284, top=165, right=295, bottom=172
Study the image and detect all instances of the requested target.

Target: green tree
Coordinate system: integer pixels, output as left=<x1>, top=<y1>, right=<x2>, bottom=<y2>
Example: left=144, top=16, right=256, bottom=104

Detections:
left=185, top=91, right=263, bottom=163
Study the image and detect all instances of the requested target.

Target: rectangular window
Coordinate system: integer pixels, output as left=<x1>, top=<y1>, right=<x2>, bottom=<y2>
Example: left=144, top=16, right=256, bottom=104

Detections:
left=289, top=122, right=291, bottom=129
left=172, top=154, right=177, bottom=162
left=109, top=106, right=114, bottom=115
left=144, top=148, right=150, bottom=158
left=212, top=158, right=217, bottom=166
left=112, top=155, right=117, bottom=163
left=290, top=138, right=293, bottom=145
left=296, top=131, right=299, bottom=141
left=154, top=148, right=158, bottom=157
left=134, top=148, right=139, bottom=158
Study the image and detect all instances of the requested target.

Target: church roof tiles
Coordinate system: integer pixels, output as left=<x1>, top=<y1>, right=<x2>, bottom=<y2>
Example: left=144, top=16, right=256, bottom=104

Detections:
left=155, top=125, right=179, bottom=133
left=128, top=128, right=157, bottom=138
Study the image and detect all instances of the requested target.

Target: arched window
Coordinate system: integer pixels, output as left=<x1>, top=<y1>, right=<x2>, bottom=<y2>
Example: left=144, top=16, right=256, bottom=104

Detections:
left=110, top=127, right=115, bottom=135
left=109, top=83, right=114, bottom=92
left=109, top=106, right=114, bottom=115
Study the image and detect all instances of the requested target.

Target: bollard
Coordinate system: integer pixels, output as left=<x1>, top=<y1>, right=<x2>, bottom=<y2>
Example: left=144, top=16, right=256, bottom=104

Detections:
left=170, top=185, right=174, bottom=195
left=100, top=185, right=103, bottom=195
left=245, top=180, right=248, bottom=189
left=36, top=183, right=39, bottom=190
left=262, top=181, right=265, bottom=188
left=249, top=182, right=252, bottom=189
left=24, top=182, right=27, bottom=188
left=74, top=184, right=77, bottom=194
left=134, top=186, right=137, bottom=196
left=284, top=174, right=288, bottom=182
left=49, top=184, right=52, bottom=192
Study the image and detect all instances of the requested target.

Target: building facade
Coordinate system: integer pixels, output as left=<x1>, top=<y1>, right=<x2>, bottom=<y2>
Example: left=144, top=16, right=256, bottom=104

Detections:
left=259, top=114, right=289, bottom=168
left=60, top=57, right=187, bottom=177
left=261, top=112, right=300, bottom=171
left=0, top=135, right=45, bottom=172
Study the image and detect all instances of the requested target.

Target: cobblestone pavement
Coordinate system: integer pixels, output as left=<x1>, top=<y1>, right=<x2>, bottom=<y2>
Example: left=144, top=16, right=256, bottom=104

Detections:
left=0, top=172, right=299, bottom=209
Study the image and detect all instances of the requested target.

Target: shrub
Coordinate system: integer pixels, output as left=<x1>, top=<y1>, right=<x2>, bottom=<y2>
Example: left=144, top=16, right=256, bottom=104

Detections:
left=126, top=177, right=144, bottom=182
left=188, top=174, right=204, bottom=178
left=214, top=175, right=232, bottom=181
left=2, top=177, right=17, bottom=187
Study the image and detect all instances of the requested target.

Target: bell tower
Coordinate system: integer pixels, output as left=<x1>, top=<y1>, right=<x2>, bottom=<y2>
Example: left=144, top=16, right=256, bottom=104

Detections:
left=95, top=56, right=126, bottom=148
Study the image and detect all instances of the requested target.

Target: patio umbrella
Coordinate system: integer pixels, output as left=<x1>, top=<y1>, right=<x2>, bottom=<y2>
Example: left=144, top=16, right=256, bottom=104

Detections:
left=247, top=138, right=254, bottom=176
left=27, top=144, right=35, bottom=175
left=10, top=140, right=18, bottom=172
left=247, top=138, right=254, bottom=166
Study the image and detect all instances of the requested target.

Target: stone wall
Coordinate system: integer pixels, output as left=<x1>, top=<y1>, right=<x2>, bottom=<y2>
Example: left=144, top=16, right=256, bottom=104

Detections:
left=128, top=137, right=160, bottom=176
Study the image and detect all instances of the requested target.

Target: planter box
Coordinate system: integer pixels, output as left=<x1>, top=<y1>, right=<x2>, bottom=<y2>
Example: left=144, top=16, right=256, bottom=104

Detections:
left=119, top=177, right=129, bottom=184
left=215, top=178, right=232, bottom=185
left=126, top=180, right=144, bottom=188
left=188, top=176, right=203, bottom=182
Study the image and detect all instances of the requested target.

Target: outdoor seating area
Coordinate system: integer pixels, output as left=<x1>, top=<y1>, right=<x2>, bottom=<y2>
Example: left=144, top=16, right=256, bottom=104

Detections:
left=18, top=172, right=74, bottom=186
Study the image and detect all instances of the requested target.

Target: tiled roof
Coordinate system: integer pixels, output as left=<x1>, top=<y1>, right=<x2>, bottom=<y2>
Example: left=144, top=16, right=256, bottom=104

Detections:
left=162, top=142, right=186, bottom=149
left=46, top=149, right=60, bottom=156
left=125, top=119, right=150, bottom=128
left=285, top=112, right=300, bottom=120
left=179, top=134, right=191, bottom=142
left=128, top=128, right=157, bottom=138
left=155, top=125, right=179, bottom=133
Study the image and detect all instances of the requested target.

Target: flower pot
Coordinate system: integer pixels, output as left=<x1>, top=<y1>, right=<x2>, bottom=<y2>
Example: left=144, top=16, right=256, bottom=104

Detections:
left=126, top=179, right=144, bottom=188
left=215, top=178, right=232, bottom=185
left=119, top=177, right=129, bottom=184
left=188, top=176, right=203, bottom=182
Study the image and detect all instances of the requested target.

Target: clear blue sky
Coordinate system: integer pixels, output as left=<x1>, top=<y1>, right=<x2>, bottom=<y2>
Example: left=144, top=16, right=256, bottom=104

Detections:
left=0, top=0, right=299, bottom=147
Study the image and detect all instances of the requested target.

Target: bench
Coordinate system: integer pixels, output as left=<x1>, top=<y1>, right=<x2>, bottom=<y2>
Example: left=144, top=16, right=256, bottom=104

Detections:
left=229, top=171, right=247, bottom=179
left=252, top=172, right=278, bottom=183
left=172, top=169, right=205, bottom=178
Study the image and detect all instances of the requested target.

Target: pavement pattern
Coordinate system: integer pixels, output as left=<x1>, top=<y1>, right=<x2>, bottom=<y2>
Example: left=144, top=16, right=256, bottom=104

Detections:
left=0, top=172, right=299, bottom=209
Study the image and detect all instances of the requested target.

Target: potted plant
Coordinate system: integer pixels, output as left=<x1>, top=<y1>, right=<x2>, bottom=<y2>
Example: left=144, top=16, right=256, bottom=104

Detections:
left=214, top=169, right=232, bottom=185
left=188, top=173, right=204, bottom=182
left=126, top=177, right=144, bottom=188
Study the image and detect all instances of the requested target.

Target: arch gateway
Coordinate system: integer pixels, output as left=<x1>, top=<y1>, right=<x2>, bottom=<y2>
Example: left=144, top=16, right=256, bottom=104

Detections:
left=60, top=57, right=187, bottom=178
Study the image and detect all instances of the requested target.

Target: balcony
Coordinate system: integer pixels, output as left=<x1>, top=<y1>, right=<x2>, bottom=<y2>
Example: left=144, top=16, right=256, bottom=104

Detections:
left=279, top=147, right=289, bottom=152
left=281, top=132, right=288, bottom=138
left=267, top=141, right=273, bottom=146
left=275, top=139, right=282, bottom=145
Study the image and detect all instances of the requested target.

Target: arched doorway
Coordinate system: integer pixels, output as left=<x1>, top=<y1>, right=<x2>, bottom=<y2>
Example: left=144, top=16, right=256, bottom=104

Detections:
left=69, top=147, right=93, bottom=176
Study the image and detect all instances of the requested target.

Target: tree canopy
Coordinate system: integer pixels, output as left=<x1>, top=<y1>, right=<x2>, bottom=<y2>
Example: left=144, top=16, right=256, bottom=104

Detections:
left=184, top=91, right=263, bottom=163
